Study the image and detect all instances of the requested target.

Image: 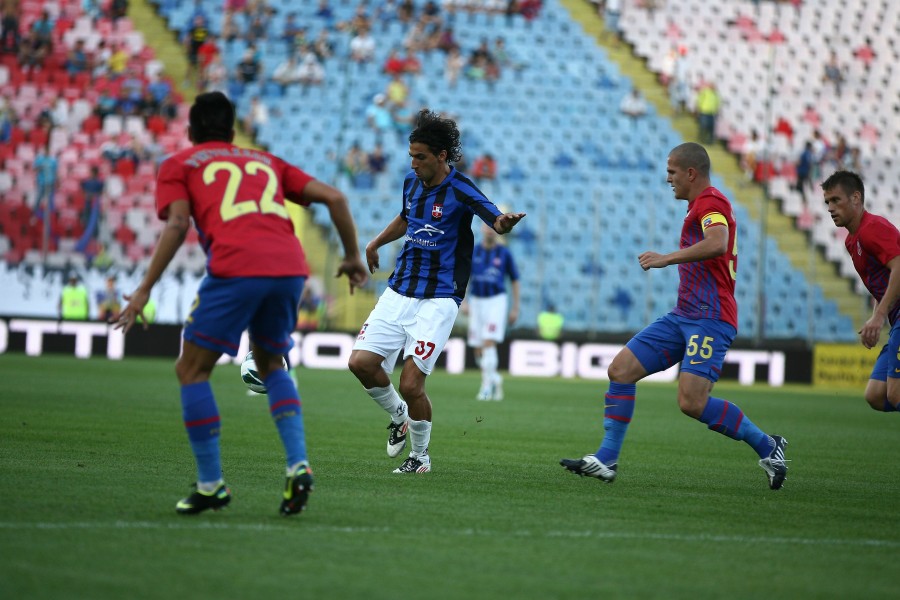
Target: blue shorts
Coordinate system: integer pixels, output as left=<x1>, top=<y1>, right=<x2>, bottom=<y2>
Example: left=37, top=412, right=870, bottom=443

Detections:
left=183, top=275, right=305, bottom=357
left=626, top=312, right=736, bottom=383
left=870, top=320, right=900, bottom=381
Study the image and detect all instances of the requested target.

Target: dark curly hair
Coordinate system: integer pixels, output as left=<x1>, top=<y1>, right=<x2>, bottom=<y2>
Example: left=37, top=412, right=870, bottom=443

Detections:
left=189, top=91, right=235, bottom=143
left=408, top=109, right=462, bottom=164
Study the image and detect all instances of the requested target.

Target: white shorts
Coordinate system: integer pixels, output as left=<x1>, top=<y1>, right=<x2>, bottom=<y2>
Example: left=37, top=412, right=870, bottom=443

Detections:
left=467, top=293, right=508, bottom=347
left=354, top=287, right=459, bottom=375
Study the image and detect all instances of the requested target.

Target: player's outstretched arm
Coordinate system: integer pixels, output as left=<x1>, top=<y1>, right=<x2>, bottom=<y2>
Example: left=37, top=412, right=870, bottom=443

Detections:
left=639, top=224, right=728, bottom=270
left=301, top=181, right=369, bottom=293
left=115, top=200, right=191, bottom=333
left=365, top=215, right=407, bottom=273
left=493, top=212, right=526, bottom=234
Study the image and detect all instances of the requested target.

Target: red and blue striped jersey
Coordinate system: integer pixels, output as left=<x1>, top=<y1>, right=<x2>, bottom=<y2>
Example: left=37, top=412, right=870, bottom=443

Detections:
left=388, top=168, right=502, bottom=303
left=845, top=211, right=900, bottom=326
left=673, top=186, right=738, bottom=329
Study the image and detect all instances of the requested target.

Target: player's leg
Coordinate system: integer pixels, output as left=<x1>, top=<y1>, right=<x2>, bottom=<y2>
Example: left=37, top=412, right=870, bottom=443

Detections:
left=678, top=318, right=788, bottom=490
left=392, top=297, right=458, bottom=474
left=864, top=324, right=900, bottom=411
left=250, top=276, right=313, bottom=515
left=561, top=315, right=678, bottom=482
left=466, top=298, right=489, bottom=399
left=483, top=294, right=508, bottom=400
left=349, top=289, right=410, bottom=457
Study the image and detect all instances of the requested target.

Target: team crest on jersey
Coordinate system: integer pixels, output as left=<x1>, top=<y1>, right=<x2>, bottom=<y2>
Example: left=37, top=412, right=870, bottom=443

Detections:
left=703, top=217, right=713, bottom=227
left=492, top=257, right=502, bottom=266
left=357, top=323, right=368, bottom=340
left=432, top=204, right=443, bottom=219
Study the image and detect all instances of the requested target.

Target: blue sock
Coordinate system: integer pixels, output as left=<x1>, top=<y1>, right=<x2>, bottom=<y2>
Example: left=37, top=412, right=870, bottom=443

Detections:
left=265, top=369, right=307, bottom=467
left=595, top=382, right=636, bottom=465
left=181, top=381, right=222, bottom=483
left=699, top=396, right=772, bottom=458
left=883, top=400, right=898, bottom=412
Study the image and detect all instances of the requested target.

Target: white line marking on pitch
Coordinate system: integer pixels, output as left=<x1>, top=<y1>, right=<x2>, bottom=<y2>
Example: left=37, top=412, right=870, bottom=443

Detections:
left=0, top=521, right=897, bottom=548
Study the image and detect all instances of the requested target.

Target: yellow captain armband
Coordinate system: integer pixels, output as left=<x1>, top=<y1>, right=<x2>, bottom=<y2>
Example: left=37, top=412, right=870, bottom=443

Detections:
left=700, top=212, right=728, bottom=232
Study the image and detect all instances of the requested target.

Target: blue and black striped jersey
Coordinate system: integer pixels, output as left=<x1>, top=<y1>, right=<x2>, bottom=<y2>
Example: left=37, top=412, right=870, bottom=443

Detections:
left=469, top=244, right=519, bottom=298
left=388, top=168, right=502, bottom=303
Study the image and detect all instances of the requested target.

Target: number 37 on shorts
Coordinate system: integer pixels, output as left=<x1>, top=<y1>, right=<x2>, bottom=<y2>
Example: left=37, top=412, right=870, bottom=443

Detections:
left=415, top=340, right=436, bottom=360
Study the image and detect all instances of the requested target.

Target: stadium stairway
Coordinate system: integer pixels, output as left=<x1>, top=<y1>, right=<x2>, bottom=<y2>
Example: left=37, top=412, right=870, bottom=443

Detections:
left=558, top=0, right=869, bottom=328
left=129, top=0, right=377, bottom=331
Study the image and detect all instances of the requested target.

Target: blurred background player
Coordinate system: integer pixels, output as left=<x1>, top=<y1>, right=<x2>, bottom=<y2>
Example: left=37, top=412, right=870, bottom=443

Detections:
left=114, top=91, right=368, bottom=516
left=464, top=223, right=520, bottom=400
left=822, top=171, right=900, bottom=412
left=560, top=143, right=789, bottom=490
left=348, top=109, right=525, bottom=474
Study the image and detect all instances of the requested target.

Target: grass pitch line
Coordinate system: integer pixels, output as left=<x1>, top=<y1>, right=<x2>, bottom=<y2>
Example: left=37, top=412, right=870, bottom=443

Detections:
left=2, top=521, right=898, bottom=549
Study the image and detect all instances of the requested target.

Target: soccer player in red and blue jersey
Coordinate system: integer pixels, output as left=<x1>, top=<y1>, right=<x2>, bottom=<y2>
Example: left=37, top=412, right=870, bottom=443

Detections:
left=561, top=143, right=789, bottom=490
left=823, top=170, right=900, bottom=412
left=348, top=109, right=525, bottom=474
left=115, top=92, right=368, bottom=515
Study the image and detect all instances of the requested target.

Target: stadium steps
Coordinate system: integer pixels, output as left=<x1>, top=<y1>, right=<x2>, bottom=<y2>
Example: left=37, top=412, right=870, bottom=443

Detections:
left=130, top=0, right=376, bottom=331
left=557, top=0, right=868, bottom=330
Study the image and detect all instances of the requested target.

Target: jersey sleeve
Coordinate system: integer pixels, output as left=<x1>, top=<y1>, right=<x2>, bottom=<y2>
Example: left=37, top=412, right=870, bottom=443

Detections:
left=280, top=159, right=314, bottom=206
left=861, top=219, right=900, bottom=266
left=155, top=156, right=190, bottom=220
left=505, top=248, right=520, bottom=281
left=696, top=196, right=730, bottom=235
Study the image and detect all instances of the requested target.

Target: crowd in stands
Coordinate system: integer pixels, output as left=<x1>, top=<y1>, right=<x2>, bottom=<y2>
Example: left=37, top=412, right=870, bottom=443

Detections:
left=0, top=0, right=195, bottom=269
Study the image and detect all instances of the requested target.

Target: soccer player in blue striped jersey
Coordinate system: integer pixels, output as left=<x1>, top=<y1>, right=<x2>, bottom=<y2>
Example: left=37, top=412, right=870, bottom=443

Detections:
left=822, top=171, right=900, bottom=412
left=464, top=223, right=520, bottom=401
left=349, top=109, right=526, bottom=474
left=560, top=143, right=789, bottom=490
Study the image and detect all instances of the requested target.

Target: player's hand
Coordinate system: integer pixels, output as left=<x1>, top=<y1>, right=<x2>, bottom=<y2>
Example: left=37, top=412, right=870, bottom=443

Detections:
left=365, top=242, right=380, bottom=273
left=638, top=251, right=668, bottom=270
left=336, top=257, right=369, bottom=295
left=508, top=306, right=519, bottom=324
left=858, top=314, right=886, bottom=349
left=493, top=212, right=526, bottom=234
left=113, top=289, right=150, bottom=334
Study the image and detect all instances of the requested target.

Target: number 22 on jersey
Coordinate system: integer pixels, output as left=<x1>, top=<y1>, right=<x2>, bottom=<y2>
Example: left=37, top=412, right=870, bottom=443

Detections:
left=204, top=160, right=288, bottom=222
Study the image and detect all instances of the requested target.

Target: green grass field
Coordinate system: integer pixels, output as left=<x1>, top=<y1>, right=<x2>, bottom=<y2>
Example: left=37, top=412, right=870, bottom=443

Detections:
left=2, top=353, right=898, bottom=599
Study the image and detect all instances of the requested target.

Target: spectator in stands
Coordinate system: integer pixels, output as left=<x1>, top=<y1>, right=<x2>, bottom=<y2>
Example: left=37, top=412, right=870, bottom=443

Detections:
left=245, top=14, right=269, bottom=45
left=92, top=40, right=112, bottom=78
left=242, top=95, right=268, bottom=139
left=619, top=87, right=648, bottom=125
left=822, top=51, right=844, bottom=97
left=312, top=29, right=334, bottom=62
left=350, top=25, right=376, bottom=64
left=403, top=21, right=429, bottom=53
left=315, top=0, right=337, bottom=27
left=374, top=0, right=399, bottom=31
left=96, top=276, right=121, bottom=321
left=30, top=10, right=54, bottom=53
left=272, top=53, right=302, bottom=86
left=108, top=0, right=128, bottom=23
left=183, top=14, right=209, bottom=86
left=235, top=47, right=261, bottom=83
left=402, top=50, right=422, bottom=76
left=602, top=0, right=622, bottom=43
left=342, top=141, right=368, bottom=181
left=281, top=12, right=302, bottom=49
left=435, top=26, right=457, bottom=53
left=821, top=171, right=900, bottom=414
left=471, top=153, right=497, bottom=184
left=695, top=82, right=720, bottom=144
left=398, top=0, right=416, bottom=23
left=296, top=51, right=325, bottom=86
left=220, top=10, right=240, bottom=43
left=107, top=42, right=130, bottom=78
left=386, top=72, right=409, bottom=106
left=196, top=33, right=220, bottom=90
left=794, top=141, right=814, bottom=202
left=367, top=143, right=388, bottom=179
left=49, top=95, right=70, bottom=130
left=492, top=37, right=523, bottom=74
left=80, top=165, right=105, bottom=233
left=365, top=93, right=394, bottom=138
left=17, top=30, right=48, bottom=71
left=853, top=37, right=876, bottom=73
left=669, top=46, right=691, bottom=114
left=0, top=3, right=20, bottom=54
left=65, top=39, right=91, bottom=78
left=740, top=129, right=763, bottom=185
left=203, top=54, right=228, bottom=93
left=59, top=274, right=89, bottom=321
left=383, top=47, right=406, bottom=76
left=32, top=144, right=58, bottom=221
left=445, top=46, right=464, bottom=87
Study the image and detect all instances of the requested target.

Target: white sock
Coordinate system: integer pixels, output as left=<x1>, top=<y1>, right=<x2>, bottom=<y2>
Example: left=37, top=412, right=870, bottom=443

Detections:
left=481, top=346, right=498, bottom=389
left=198, top=479, right=223, bottom=493
left=408, top=419, right=432, bottom=458
left=366, top=384, right=407, bottom=424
